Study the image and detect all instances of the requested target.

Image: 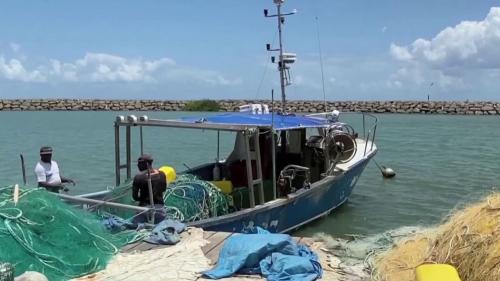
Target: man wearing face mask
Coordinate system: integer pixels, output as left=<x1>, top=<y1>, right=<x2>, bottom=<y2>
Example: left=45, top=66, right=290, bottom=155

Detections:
left=132, top=154, right=167, bottom=207
left=34, top=146, right=75, bottom=192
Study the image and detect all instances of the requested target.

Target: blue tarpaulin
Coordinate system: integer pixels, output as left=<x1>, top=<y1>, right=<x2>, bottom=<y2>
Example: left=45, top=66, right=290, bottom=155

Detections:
left=202, top=228, right=322, bottom=280
left=180, top=113, right=330, bottom=130
left=144, top=219, right=186, bottom=245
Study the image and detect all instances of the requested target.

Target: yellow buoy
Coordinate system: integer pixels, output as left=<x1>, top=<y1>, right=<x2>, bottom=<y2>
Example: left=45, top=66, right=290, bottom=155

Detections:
left=211, top=180, right=233, bottom=194
left=415, top=264, right=461, bottom=281
left=159, top=166, right=177, bottom=184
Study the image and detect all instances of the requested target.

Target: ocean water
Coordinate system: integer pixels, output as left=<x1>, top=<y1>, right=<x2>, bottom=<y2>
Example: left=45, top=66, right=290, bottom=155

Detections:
left=1, top=111, right=499, bottom=236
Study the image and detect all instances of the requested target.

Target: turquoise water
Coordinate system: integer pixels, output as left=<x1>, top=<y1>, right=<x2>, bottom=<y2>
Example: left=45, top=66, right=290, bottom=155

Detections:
left=1, top=111, right=499, bottom=236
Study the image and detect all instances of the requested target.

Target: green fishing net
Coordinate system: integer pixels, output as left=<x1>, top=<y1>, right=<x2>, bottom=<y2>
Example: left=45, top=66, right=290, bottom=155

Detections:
left=0, top=175, right=231, bottom=280
left=93, top=181, right=138, bottom=220
left=163, top=174, right=231, bottom=222
left=103, top=174, right=232, bottom=223
left=0, top=185, right=141, bottom=281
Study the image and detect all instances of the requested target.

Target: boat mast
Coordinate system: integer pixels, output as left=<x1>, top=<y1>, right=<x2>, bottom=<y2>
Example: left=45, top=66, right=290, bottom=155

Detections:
left=277, top=3, right=286, bottom=111
left=265, top=0, right=296, bottom=113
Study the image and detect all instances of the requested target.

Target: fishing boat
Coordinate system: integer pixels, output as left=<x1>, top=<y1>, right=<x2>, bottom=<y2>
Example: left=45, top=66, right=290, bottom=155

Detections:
left=61, top=0, right=378, bottom=233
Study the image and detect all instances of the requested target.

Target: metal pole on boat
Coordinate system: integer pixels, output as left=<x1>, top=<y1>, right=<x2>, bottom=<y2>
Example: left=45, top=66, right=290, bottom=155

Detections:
left=217, top=130, right=220, bottom=162
left=19, top=154, right=27, bottom=185
left=56, top=193, right=151, bottom=213
left=277, top=2, right=286, bottom=112
left=146, top=162, right=156, bottom=224
left=244, top=131, right=256, bottom=208
left=265, top=0, right=296, bottom=113
left=271, top=90, right=277, bottom=199
left=140, top=126, right=144, bottom=155
left=253, top=129, right=265, bottom=204
left=114, top=120, right=121, bottom=186
left=126, top=126, right=132, bottom=181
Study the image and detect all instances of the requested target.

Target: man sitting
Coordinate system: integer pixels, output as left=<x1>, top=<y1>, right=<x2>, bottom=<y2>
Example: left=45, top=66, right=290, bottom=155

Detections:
left=132, top=154, right=166, bottom=207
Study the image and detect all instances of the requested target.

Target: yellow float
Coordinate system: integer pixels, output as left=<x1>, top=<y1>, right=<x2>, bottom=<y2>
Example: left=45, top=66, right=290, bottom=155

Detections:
left=415, top=264, right=461, bottom=281
left=159, top=166, right=177, bottom=184
left=211, top=180, right=233, bottom=194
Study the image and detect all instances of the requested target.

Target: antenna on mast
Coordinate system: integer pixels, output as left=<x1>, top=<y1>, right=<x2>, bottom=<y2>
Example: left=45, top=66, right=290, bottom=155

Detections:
left=264, top=0, right=297, bottom=113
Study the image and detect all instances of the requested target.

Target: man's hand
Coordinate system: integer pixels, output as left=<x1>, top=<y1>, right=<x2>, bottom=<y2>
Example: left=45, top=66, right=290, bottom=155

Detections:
left=61, top=177, right=76, bottom=186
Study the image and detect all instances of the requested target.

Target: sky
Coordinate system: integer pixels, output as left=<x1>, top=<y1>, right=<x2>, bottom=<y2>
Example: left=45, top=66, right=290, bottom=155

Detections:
left=0, top=0, right=499, bottom=101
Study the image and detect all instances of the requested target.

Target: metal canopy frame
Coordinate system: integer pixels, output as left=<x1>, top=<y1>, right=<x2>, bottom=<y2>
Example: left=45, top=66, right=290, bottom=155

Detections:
left=116, top=118, right=263, bottom=132
left=113, top=115, right=267, bottom=207
left=114, top=116, right=262, bottom=185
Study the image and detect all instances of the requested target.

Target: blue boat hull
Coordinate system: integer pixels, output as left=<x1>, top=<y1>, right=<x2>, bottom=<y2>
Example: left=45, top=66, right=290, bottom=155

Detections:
left=189, top=155, right=372, bottom=233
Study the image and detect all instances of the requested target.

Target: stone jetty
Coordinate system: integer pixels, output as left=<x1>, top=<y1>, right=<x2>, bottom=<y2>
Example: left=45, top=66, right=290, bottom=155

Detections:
left=0, top=99, right=499, bottom=115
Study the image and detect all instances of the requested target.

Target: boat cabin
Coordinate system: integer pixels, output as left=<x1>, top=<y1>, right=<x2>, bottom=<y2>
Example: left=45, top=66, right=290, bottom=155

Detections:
left=112, top=111, right=371, bottom=211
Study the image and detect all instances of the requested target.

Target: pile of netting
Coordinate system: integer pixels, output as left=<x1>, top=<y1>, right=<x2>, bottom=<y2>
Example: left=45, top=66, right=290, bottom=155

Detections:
left=163, top=174, right=231, bottom=222
left=94, top=174, right=232, bottom=223
left=313, top=226, right=423, bottom=281
left=373, top=192, right=500, bottom=281
left=0, top=185, right=141, bottom=281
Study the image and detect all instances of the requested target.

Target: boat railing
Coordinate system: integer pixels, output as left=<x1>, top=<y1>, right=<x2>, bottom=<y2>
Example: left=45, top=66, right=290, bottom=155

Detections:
left=306, top=111, right=378, bottom=156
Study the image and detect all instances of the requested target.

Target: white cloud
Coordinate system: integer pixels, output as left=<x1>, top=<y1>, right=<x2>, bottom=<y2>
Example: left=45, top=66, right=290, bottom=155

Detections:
left=391, top=7, right=500, bottom=71
left=0, top=56, right=46, bottom=82
left=390, top=44, right=412, bottom=61
left=388, top=7, right=500, bottom=93
left=0, top=51, right=241, bottom=86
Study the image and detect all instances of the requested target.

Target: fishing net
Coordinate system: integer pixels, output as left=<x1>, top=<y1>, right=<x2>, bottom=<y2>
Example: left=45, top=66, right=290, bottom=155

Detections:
left=0, top=185, right=142, bottom=281
left=92, top=181, right=139, bottom=220
left=373, top=192, right=500, bottom=281
left=163, top=174, right=231, bottom=222
left=99, top=174, right=232, bottom=223
left=312, top=226, right=422, bottom=281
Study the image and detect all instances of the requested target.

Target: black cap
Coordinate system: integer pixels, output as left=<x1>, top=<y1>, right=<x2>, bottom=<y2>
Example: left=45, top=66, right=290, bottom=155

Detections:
left=40, top=146, right=53, bottom=155
left=138, top=154, right=153, bottom=163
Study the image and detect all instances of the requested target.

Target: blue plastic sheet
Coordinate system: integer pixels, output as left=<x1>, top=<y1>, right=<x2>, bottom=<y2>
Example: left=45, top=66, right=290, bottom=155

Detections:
left=102, top=215, right=138, bottom=233
left=144, top=219, right=186, bottom=245
left=260, top=252, right=322, bottom=281
left=203, top=228, right=322, bottom=280
left=181, top=113, right=329, bottom=130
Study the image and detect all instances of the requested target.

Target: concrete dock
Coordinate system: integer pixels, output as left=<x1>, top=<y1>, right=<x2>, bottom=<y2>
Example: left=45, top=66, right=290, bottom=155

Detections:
left=114, top=228, right=369, bottom=281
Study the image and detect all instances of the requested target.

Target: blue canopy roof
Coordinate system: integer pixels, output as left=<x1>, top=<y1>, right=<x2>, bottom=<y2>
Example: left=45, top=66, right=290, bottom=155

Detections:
left=180, top=113, right=330, bottom=130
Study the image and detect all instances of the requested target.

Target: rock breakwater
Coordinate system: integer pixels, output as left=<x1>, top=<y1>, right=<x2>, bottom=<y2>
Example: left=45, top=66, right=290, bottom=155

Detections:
left=0, top=99, right=499, bottom=115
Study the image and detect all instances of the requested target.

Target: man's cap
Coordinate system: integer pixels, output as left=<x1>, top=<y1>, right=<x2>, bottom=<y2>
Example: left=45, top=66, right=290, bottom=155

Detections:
left=40, top=146, right=53, bottom=155
left=138, top=154, right=153, bottom=163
